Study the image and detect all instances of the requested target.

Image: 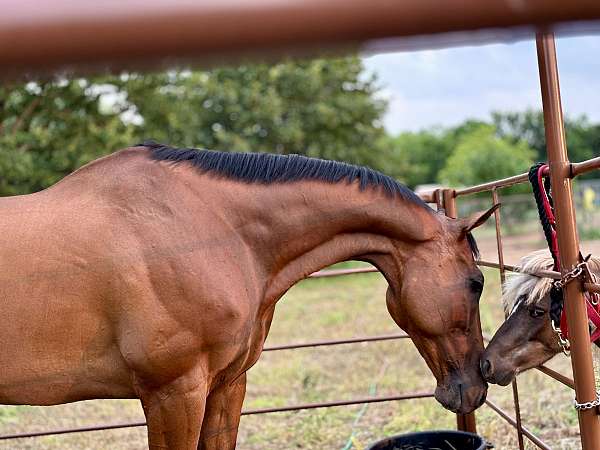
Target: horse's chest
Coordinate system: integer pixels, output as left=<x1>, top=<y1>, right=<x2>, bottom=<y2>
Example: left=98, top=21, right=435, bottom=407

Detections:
left=211, top=304, right=276, bottom=385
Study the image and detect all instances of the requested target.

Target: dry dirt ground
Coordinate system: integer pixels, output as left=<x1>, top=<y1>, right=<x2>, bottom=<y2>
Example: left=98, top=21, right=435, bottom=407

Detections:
left=0, top=235, right=598, bottom=450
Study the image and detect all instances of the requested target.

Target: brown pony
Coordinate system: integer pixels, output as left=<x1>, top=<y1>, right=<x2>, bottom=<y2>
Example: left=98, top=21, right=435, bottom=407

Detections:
left=0, top=142, right=494, bottom=450
left=482, top=250, right=600, bottom=385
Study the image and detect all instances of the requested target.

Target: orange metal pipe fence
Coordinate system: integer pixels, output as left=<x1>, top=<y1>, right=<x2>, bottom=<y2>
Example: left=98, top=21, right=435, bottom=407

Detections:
left=0, top=392, right=436, bottom=441
left=537, top=31, right=600, bottom=449
left=2, top=3, right=600, bottom=445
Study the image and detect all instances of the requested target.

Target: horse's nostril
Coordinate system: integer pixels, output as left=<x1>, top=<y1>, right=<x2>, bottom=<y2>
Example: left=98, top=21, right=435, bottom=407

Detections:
left=480, top=358, right=493, bottom=378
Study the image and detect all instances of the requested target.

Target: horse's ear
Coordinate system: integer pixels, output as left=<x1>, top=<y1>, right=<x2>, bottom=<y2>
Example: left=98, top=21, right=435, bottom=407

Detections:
left=461, top=203, right=501, bottom=233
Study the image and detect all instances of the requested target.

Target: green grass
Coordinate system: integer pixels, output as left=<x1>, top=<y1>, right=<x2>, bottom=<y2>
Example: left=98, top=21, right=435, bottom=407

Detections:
left=0, top=264, right=581, bottom=450
left=0, top=407, right=21, bottom=425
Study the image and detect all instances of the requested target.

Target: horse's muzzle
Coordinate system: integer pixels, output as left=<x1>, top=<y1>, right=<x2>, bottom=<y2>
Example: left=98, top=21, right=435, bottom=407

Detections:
left=434, top=372, right=488, bottom=414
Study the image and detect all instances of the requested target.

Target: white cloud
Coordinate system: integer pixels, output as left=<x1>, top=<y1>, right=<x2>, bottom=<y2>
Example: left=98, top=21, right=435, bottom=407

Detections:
left=363, top=34, right=600, bottom=133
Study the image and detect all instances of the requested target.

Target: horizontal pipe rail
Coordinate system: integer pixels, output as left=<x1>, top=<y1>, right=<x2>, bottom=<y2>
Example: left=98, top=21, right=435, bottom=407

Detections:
left=263, top=333, right=409, bottom=351
left=455, top=173, right=531, bottom=196
left=479, top=261, right=600, bottom=294
left=435, top=155, right=599, bottom=197
left=536, top=365, right=575, bottom=389
left=0, top=421, right=147, bottom=441
left=4, top=1, right=600, bottom=76
left=477, top=260, right=561, bottom=279
left=0, top=392, right=434, bottom=441
left=485, top=399, right=552, bottom=450
left=421, top=156, right=600, bottom=200
left=571, top=157, right=600, bottom=177
left=241, top=392, right=435, bottom=414
left=309, top=266, right=377, bottom=278
left=310, top=259, right=566, bottom=281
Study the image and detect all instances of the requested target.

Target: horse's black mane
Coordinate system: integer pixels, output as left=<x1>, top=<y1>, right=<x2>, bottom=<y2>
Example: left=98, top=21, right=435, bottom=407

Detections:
left=142, top=141, right=430, bottom=210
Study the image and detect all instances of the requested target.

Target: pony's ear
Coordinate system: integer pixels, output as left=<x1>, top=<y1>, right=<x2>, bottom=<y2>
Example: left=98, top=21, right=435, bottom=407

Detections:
left=460, top=203, right=501, bottom=233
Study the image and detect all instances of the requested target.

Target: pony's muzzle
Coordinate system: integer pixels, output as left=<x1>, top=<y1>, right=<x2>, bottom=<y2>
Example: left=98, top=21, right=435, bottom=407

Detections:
left=480, top=353, right=515, bottom=386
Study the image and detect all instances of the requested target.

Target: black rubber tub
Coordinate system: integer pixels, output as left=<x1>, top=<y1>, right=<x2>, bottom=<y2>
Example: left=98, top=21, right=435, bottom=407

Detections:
left=366, top=430, right=492, bottom=450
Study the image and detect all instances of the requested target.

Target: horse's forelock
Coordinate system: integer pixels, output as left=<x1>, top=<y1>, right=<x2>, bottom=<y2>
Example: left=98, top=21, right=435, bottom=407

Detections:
left=501, top=250, right=600, bottom=316
left=502, top=250, right=555, bottom=315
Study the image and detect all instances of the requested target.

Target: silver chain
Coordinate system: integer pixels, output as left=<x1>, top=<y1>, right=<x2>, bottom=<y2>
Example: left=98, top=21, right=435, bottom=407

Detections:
left=553, top=262, right=586, bottom=290
left=557, top=261, right=600, bottom=411
left=574, top=393, right=600, bottom=410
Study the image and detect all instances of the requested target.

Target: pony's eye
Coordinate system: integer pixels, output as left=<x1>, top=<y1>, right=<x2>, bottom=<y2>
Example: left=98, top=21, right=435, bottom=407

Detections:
left=529, top=307, right=546, bottom=318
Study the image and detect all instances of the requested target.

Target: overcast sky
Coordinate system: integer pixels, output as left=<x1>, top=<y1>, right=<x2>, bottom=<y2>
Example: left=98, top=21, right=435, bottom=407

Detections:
left=362, top=34, right=600, bottom=134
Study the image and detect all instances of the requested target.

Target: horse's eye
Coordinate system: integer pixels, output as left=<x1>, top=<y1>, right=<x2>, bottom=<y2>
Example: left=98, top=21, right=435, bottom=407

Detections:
left=469, top=278, right=484, bottom=294
left=529, top=307, right=546, bottom=318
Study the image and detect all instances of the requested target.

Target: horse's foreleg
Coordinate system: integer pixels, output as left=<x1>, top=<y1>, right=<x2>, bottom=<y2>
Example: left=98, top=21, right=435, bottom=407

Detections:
left=138, top=374, right=208, bottom=450
left=197, top=372, right=247, bottom=450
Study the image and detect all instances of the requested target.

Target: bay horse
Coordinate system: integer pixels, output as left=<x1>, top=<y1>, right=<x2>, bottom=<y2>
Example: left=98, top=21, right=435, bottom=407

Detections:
left=0, top=142, right=494, bottom=450
left=481, top=249, right=600, bottom=385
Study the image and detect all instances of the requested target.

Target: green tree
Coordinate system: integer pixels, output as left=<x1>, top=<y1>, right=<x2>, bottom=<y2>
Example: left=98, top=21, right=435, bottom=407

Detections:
left=439, top=124, right=535, bottom=190
left=0, top=80, right=136, bottom=195
left=111, top=57, right=386, bottom=167
left=493, top=109, right=600, bottom=178
left=0, top=56, right=386, bottom=196
left=380, top=129, right=453, bottom=188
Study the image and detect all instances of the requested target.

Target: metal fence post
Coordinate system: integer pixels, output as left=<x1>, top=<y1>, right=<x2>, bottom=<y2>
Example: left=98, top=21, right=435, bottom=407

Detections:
left=536, top=31, right=600, bottom=449
left=492, top=188, right=525, bottom=449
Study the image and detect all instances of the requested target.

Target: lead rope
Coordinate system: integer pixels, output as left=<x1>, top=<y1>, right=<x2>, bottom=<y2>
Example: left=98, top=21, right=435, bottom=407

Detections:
left=528, top=163, right=600, bottom=410
left=528, top=163, right=569, bottom=353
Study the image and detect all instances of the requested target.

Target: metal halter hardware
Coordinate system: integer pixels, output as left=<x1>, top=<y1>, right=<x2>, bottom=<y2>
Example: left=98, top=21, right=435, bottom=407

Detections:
left=551, top=319, right=571, bottom=356
left=550, top=261, right=600, bottom=357
left=549, top=262, right=587, bottom=357
left=574, top=393, right=600, bottom=411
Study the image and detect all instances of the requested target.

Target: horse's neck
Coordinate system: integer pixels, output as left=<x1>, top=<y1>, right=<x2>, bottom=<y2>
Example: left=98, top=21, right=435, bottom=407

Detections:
left=228, top=180, right=440, bottom=304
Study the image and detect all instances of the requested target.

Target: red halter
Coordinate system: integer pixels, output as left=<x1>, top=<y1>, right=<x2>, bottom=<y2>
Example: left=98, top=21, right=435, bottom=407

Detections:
left=532, top=164, right=600, bottom=345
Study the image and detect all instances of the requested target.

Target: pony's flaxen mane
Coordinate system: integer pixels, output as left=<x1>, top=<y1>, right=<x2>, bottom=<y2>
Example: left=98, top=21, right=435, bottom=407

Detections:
left=141, top=141, right=431, bottom=210
left=503, top=249, right=600, bottom=314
